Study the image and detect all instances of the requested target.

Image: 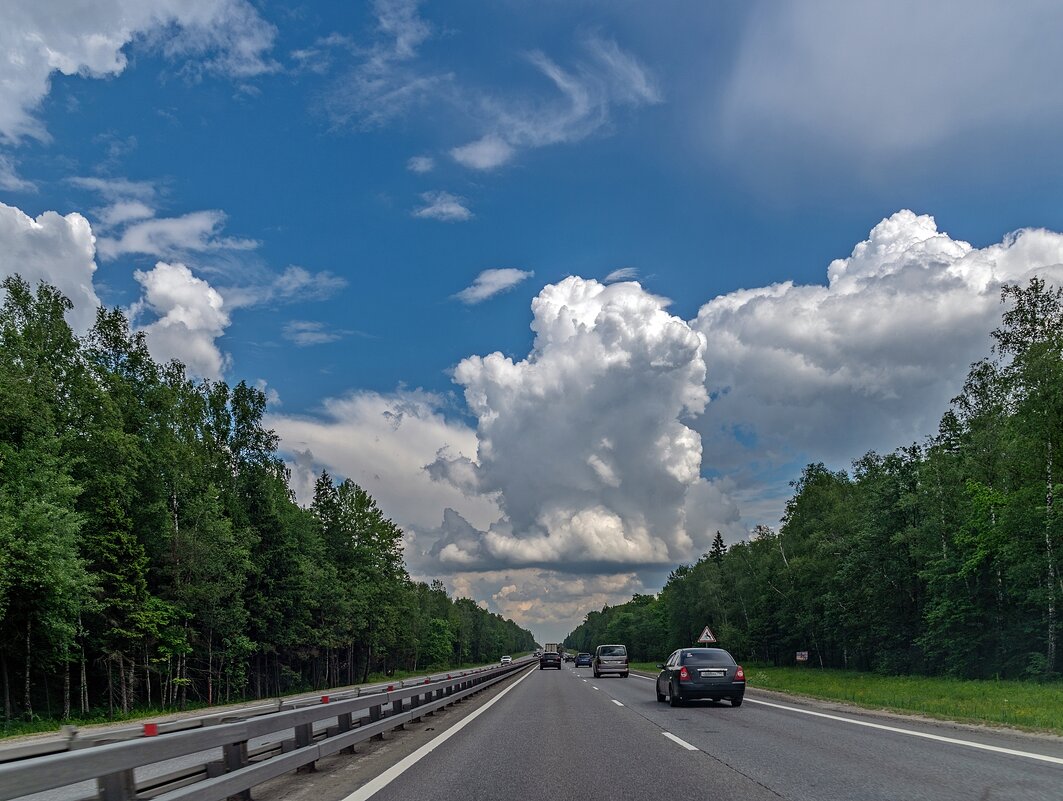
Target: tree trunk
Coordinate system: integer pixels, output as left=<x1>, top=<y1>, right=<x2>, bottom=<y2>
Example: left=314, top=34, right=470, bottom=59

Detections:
left=80, top=648, right=88, bottom=715
left=2, top=651, right=11, bottom=721
left=207, top=630, right=213, bottom=706
left=107, top=657, right=114, bottom=719
left=63, top=657, right=71, bottom=720
left=23, top=619, right=32, bottom=721
left=144, top=644, right=151, bottom=708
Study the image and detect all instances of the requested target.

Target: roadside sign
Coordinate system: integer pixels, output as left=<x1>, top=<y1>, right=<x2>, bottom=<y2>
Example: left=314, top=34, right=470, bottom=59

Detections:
left=697, top=626, right=717, bottom=643
left=796, top=651, right=809, bottom=662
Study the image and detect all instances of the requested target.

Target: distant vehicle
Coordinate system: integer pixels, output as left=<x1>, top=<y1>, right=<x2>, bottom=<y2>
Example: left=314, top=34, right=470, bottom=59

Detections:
left=655, top=647, right=745, bottom=707
left=544, top=643, right=559, bottom=653
left=592, top=644, right=629, bottom=678
left=575, top=652, right=592, bottom=667
left=500, top=655, right=512, bottom=664
left=539, top=651, right=562, bottom=669
left=563, top=652, right=574, bottom=662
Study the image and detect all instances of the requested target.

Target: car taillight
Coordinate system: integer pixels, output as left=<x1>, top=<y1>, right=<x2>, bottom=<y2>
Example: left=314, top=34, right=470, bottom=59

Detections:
left=735, top=665, right=745, bottom=681
left=679, top=666, right=690, bottom=681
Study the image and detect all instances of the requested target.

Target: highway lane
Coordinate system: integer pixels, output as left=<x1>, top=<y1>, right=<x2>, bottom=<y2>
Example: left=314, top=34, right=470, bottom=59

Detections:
left=335, top=665, right=1063, bottom=801
left=584, top=667, right=1063, bottom=801
left=341, top=664, right=781, bottom=801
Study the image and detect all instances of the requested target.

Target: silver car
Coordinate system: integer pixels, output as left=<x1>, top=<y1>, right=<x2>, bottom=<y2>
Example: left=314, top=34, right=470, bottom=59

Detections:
left=592, top=644, right=629, bottom=677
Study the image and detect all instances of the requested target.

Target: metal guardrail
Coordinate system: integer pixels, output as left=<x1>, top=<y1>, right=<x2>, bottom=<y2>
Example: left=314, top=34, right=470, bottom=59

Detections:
left=0, top=659, right=532, bottom=801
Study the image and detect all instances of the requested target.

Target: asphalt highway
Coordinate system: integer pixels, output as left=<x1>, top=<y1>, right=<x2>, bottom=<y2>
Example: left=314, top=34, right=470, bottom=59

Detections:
left=335, top=665, right=1063, bottom=801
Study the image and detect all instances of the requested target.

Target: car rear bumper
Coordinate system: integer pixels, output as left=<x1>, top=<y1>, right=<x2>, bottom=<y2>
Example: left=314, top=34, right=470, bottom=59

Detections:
left=678, top=681, right=745, bottom=700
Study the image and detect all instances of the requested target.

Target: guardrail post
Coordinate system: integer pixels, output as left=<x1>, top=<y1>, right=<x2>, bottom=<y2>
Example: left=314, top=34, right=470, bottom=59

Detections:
left=391, top=697, right=405, bottom=731
left=98, top=769, right=136, bottom=801
left=338, top=711, right=356, bottom=753
left=294, top=722, right=317, bottom=773
left=222, top=740, right=252, bottom=801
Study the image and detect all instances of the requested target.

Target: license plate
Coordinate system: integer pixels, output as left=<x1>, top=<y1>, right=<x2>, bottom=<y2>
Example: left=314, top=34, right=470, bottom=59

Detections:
left=700, top=669, right=726, bottom=678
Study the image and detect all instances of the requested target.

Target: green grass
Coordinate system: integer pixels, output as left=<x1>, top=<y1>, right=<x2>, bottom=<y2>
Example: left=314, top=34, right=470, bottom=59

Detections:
left=630, top=662, right=1063, bottom=735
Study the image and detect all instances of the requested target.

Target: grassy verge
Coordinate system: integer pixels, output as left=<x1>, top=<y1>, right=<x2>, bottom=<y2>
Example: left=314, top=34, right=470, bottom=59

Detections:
left=629, top=662, right=1063, bottom=735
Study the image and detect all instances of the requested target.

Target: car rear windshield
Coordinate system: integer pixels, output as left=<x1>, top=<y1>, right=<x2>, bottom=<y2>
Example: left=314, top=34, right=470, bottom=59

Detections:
left=681, top=650, right=736, bottom=666
left=598, top=646, right=627, bottom=657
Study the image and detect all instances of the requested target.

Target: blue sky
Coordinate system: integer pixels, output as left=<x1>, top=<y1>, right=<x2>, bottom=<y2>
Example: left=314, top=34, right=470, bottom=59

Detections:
left=4, top=0, right=1063, bottom=641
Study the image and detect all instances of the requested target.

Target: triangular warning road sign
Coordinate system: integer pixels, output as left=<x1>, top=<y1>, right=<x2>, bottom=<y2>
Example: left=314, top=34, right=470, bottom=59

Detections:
left=697, top=626, right=717, bottom=643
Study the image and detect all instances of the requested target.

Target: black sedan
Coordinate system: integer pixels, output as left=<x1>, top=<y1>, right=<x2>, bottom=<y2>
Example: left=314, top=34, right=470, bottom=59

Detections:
left=539, top=651, right=562, bottom=669
left=655, top=647, right=745, bottom=707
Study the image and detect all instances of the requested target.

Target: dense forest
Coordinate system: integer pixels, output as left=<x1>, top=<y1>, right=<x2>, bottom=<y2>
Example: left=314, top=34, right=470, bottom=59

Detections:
left=0, top=275, right=536, bottom=726
left=567, top=279, right=1063, bottom=681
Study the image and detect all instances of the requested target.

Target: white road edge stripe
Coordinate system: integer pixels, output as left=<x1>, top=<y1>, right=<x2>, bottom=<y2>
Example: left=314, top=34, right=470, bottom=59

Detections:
left=745, top=698, right=1063, bottom=766
left=340, top=666, right=537, bottom=801
left=633, top=671, right=1063, bottom=766
left=662, top=731, right=698, bottom=751
left=612, top=700, right=624, bottom=707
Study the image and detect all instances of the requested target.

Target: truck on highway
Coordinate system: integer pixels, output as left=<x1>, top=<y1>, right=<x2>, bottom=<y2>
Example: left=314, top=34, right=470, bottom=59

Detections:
left=544, top=643, right=559, bottom=653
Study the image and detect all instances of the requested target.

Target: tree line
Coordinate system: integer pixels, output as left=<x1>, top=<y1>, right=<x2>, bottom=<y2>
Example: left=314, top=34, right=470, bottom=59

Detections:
left=566, top=279, right=1063, bottom=681
left=0, top=275, right=535, bottom=726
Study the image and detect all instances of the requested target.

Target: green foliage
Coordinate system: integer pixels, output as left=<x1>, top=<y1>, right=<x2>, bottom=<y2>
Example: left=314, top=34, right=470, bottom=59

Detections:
left=0, top=278, right=535, bottom=728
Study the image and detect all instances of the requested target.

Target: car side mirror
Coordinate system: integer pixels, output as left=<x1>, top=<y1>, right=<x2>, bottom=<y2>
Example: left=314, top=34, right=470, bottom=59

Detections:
left=656, top=664, right=665, bottom=669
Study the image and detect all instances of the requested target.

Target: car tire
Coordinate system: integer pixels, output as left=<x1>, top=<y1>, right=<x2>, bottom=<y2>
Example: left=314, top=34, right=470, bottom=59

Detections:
left=593, top=669, right=600, bottom=678
left=656, top=686, right=666, bottom=703
left=731, top=697, right=743, bottom=707
left=669, top=682, right=682, bottom=707
left=621, top=672, right=629, bottom=678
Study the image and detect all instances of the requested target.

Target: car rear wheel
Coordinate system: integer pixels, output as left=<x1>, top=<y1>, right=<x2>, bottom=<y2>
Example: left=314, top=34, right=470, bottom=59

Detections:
left=731, top=697, right=743, bottom=707
left=593, top=669, right=600, bottom=678
left=669, top=683, right=682, bottom=707
left=621, top=672, right=629, bottom=678
left=656, top=684, right=666, bottom=702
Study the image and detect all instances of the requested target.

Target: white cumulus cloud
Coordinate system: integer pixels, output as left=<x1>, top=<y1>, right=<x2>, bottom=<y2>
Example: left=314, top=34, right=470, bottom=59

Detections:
left=269, top=389, right=501, bottom=531
left=455, top=268, right=534, bottom=304
left=693, top=210, right=1063, bottom=477
left=0, top=201, right=99, bottom=331
left=450, top=136, right=515, bottom=171
left=413, top=191, right=472, bottom=222
left=424, top=276, right=736, bottom=572
left=97, top=210, right=258, bottom=260
left=129, top=261, right=230, bottom=378
left=0, top=0, right=277, bottom=142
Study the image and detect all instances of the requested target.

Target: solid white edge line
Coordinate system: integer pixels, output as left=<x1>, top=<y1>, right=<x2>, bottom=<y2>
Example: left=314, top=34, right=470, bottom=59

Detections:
left=662, top=731, right=699, bottom=751
left=340, top=666, right=537, bottom=801
left=632, top=671, right=1063, bottom=766
left=612, top=699, right=624, bottom=707
left=744, top=698, right=1063, bottom=766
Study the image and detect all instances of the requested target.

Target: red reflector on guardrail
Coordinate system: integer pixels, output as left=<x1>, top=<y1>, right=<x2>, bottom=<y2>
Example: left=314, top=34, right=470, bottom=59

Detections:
left=143, top=723, right=158, bottom=737
left=386, top=684, right=394, bottom=692
left=321, top=695, right=329, bottom=703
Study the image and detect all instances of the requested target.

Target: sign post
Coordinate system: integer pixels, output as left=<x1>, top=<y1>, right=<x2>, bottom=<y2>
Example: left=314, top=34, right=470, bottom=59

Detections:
left=697, top=626, right=717, bottom=644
